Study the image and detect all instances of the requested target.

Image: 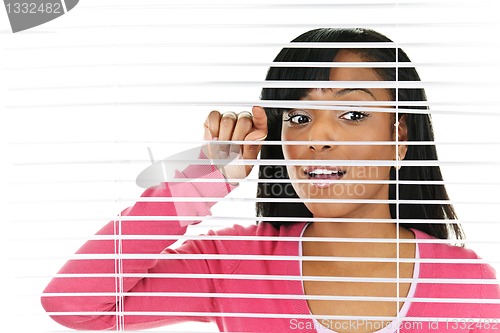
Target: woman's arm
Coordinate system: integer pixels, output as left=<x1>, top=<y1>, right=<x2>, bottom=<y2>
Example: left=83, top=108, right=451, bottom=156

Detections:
left=41, top=155, right=238, bottom=330
left=42, top=107, right=267, bottom=330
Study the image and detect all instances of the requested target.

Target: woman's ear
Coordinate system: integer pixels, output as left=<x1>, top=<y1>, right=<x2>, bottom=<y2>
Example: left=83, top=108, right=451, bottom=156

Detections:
left=394, top=114, right=408, bottom=160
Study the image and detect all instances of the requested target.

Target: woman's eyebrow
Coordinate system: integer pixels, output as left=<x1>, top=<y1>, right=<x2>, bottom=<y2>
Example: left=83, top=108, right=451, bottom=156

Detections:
left=334, top=88, right=376, bottom=100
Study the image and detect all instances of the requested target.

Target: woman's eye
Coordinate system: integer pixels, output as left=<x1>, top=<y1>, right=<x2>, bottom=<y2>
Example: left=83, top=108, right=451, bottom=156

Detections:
left=340, top=111, right=370, bottom=122
left=284, top=114, right=311, bottom=125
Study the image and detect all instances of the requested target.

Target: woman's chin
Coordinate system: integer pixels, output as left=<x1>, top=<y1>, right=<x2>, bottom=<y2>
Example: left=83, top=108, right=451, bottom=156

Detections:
left=304, top=202, right=358, bottom=219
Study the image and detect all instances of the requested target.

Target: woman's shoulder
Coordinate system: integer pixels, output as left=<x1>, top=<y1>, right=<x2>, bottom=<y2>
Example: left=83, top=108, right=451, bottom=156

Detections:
left=411, top=229, right=500, bottom=318
left=412, top=227, right=478, bottom=257
left=412, top=227, right=498, bottom=280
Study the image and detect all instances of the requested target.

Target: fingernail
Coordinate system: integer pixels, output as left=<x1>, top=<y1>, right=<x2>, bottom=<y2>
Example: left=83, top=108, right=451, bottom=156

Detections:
left=237, top=111, right=253, bottom=119
left=222, top=112, right=237, bottom=120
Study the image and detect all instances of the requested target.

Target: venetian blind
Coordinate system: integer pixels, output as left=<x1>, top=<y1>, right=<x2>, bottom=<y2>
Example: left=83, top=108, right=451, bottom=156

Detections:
left=3, top=0, right=500, bottom=332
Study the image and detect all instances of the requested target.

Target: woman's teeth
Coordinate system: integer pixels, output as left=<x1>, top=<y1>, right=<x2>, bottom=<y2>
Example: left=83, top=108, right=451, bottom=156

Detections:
left=304, top=168, right=346, bottom=188
left=307, top=169, right=346, bottom=178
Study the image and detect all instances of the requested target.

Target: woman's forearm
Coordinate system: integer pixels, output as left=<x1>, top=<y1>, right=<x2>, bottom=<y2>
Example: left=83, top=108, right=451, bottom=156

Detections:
left=41, top=158, right=238, bottom=330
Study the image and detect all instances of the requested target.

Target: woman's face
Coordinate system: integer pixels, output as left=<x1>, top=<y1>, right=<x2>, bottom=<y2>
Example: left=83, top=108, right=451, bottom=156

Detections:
left=281, top=50, right=408, bottom=219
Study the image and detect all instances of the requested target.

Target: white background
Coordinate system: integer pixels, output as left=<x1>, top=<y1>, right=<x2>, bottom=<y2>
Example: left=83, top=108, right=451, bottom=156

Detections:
left=1, top=0, right=500, bottom=332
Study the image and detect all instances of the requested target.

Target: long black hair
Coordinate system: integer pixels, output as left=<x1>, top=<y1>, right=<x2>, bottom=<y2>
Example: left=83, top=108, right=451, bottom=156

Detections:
left=256, top=28, right=464, bottom=242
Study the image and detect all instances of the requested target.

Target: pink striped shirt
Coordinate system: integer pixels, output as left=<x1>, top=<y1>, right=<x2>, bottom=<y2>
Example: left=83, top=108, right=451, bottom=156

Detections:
left=41, top=162, right=500, bottom=332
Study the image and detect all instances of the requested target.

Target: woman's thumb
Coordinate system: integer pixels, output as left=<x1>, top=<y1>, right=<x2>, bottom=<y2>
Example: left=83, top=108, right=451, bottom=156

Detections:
left=242, top=130, right=267, bottom=159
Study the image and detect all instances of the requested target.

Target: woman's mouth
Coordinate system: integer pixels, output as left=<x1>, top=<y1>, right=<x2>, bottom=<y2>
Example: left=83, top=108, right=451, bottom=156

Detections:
left=303, top=166, right=347, bottom=188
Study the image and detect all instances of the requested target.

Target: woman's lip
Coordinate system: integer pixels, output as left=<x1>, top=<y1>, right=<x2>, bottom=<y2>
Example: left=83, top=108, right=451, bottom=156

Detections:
left=301, top=166, right=347, bottom=188
left=303, top=166, right=345, bottom=174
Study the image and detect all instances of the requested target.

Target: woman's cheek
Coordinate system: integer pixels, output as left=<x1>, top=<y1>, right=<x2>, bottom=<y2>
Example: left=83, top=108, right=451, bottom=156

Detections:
left=281, top=132, right=292, bottom=159
left=282, top=142, right=301, bottom=167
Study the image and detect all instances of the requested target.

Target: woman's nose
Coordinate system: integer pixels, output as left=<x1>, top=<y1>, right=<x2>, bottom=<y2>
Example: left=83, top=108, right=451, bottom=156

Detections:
left=309, top=143, right=333, bottom=151
left=308, top=121, right=337, bottom=152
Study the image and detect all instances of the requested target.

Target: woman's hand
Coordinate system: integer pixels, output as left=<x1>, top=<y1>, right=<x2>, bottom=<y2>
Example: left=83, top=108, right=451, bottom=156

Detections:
left=202, top=106, right=268, bottom=181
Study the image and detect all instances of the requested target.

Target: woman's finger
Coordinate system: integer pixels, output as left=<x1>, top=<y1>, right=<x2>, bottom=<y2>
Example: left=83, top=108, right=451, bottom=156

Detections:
left=218, top=112, right=238, bottom=159
left=241, top=106, right=268, bottom=159
left=203, top=110, right=221, bottom=140
left=229, top=111, right=254, bottom=154
left=202, top=110, right=222, bottom=161
left=202, top=109, right=265, bottom=179
left=249, top=106, right=268, bottom=139
left=215, top=112, right=254, bottom=180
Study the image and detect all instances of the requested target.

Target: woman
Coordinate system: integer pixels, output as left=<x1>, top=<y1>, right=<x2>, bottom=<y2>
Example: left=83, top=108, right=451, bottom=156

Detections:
left=42, top=28, right=499, bottom=332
